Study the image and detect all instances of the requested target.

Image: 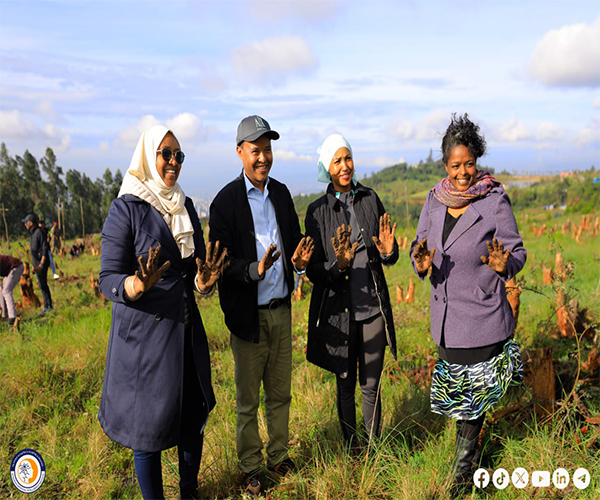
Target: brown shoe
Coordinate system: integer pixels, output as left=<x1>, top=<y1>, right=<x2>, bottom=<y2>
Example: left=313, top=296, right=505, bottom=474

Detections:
left=267, top=457, right=296, bottom=477
left=241, top=469, right=262, bottom=497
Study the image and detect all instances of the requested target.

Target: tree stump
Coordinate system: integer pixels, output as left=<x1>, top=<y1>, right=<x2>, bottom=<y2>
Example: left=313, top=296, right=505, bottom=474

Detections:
left=396, top=284, right=403, bottom=304
left=524, top=347, right=555, bottom=417
left=19, top=262, right=41, bottom=309
left=505, top=277, right=522, bottom=331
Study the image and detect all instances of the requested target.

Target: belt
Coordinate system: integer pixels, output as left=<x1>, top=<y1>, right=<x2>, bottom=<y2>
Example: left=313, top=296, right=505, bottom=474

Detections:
left=258, top=297, right=290, bottom=310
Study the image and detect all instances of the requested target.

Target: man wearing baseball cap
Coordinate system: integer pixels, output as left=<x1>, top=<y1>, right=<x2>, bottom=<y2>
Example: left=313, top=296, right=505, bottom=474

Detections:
left=209, top=115, right=314, bottom=495
left=22, top=213, right=53, bottom=313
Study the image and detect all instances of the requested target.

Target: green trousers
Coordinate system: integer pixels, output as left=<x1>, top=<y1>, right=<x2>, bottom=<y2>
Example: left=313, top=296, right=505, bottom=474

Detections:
left=230, top=304, right=292, bottom=473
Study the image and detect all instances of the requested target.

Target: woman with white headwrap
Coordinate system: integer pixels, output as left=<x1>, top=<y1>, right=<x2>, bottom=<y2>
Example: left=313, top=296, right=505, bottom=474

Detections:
left=98, top=125, right=228, bottom=499
left=304, top=134, right=399, bottom=451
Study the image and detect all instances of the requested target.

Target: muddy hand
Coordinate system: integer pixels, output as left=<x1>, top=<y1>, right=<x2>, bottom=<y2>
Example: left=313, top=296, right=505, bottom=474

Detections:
left=258, top=243, right=281, bottom=277
left=481, top=237, right=510, bottom=274
left=372, top=213, right=397, bottom=255
left=291, top=236, right=315, bottom=271
left=196, top=240, right=230, bottom=290
left=412, top=238, right=435, bottom=274
left=331, top=224, right=359, bottom=271
left=134, top=244, right=171, bottom=293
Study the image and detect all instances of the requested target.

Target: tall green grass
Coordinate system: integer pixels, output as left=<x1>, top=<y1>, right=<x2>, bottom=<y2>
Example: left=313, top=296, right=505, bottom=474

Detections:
left=1, top=211, right=598, bottom=498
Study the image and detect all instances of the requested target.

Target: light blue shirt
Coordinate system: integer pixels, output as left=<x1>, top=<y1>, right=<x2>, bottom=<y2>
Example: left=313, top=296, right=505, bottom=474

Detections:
left=244, top=174, right=289, bottom=306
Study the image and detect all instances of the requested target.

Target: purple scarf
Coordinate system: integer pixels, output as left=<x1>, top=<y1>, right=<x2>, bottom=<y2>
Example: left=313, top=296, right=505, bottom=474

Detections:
left=432, top=170, right=501, bottom=208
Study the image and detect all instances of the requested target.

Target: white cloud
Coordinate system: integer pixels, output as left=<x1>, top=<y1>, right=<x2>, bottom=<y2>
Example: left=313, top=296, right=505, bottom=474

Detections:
left=250, top=0, right=339, bottom=21
left=576, top=117, right=600, bottom=147
left=116, top=113, right=208, bottom=149
left=0, top=110, right=39, bottom=139
left=371, top=156, right=401, bottom=168
left=537, top=121, right=563, bottom=142
left=594, top=97, right=600, bottom=109
left=166, top=113, right=200, bottom=141
left=275, top=149, right=313, bottom=162
left=528, top=17, right=600, bottom=87
left=99, top=141, right=109, bottom=151
left=232, top=36, right=317, bottom=85
left=116, top=115, right=162, bottom=148
left=0, top=110, right=70, bottom=152
left=387, top=110, right=452, bottom=142
left=494, top=118, right=533, bottom=142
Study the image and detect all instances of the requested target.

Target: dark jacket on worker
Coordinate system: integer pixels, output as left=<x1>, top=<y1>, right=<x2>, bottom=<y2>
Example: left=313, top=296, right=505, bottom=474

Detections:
left=304, top=182, right=399, bottom=376
left=29, top=226, right=49, bottom=268
left=98, top=194, right=215, bottom=452
left=208, top=172, right=303, bottom=343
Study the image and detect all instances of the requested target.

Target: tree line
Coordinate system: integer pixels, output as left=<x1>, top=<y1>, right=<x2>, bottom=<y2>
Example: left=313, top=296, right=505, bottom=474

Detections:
left=0, top=143, right=123, bottom=242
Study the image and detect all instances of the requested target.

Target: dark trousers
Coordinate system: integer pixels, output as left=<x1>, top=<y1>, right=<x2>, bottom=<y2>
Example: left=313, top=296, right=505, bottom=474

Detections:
left=336, top=313, right=387, bottom=445
left=134, top=440, right=203, bottom=499
left=35, top=265, right=52, bottom=309
left=133, top=327, right=205, bottom=499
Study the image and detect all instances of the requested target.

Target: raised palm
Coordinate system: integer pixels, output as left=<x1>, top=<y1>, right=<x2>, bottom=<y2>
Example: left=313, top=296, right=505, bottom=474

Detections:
left=372, top=213, right=397, bottom=255
left=331, top=224, right=359, bottom=271
left=412, top=238, right=435, bottom=274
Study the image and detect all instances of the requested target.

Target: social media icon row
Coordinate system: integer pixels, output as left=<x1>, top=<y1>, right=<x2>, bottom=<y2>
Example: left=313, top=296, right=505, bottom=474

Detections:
left=473, top=467, right=590, bottom=489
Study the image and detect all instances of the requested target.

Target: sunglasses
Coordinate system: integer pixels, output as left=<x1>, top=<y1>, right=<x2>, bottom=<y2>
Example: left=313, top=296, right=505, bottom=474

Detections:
left=157, top=147, right=185, bottom=164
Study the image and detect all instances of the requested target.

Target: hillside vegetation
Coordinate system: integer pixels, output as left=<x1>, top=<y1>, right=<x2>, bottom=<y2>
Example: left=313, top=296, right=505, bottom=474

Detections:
left=1, top=167, right=599, bottom=499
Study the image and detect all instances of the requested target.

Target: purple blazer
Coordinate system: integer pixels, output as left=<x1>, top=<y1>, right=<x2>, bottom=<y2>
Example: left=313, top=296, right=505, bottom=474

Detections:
left=410, top=187, right=526, bottom=349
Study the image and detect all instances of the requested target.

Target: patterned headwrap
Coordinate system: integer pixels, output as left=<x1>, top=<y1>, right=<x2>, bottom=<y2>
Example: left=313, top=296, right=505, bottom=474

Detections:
left=432, top=170, right=501, bottom=208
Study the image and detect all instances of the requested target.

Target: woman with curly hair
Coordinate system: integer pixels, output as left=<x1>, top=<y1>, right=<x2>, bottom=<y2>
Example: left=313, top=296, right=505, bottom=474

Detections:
left=410, top=114, right=527, bottom=495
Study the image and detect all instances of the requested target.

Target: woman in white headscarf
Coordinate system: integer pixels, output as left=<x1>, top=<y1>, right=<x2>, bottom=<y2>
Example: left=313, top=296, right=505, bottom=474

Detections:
left=98, top=125, right=228, bottom=499
left=304, top=134, right=399, bottom=452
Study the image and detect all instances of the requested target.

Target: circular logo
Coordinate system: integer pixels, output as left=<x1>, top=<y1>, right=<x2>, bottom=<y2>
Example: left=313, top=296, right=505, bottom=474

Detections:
left=552, top=468, right=570, bottom=489
left=512, top=467, right=529, bottom=488
left=573, top=467, right=590, bottom=490
left=473, top=468, right=490, bottom=488
left=492, top=468, right=510, bottom=489
left=10, top=449, right=46, bottom=493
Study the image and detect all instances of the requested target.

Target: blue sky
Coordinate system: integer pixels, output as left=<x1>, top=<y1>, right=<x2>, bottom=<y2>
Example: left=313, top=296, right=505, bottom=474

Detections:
left=0, top=0, right=599, bottom=198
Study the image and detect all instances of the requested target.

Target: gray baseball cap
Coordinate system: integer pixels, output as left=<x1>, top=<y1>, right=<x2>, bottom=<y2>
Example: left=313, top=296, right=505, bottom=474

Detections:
left=22, top=213, right=38, bottom=225
left=236, top=115, right=280, bottom=146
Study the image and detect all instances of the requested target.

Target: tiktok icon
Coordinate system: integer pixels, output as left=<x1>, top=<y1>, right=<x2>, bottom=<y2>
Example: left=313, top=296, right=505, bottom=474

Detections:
left=492, top=468, right=510, bottom=490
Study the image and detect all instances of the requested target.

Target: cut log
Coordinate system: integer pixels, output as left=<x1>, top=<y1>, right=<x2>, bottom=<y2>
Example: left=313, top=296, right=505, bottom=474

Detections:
left=582, top=345, right=599, bottom=374
left=19, top=262, right=41, bottom=309
left=542, top=265, right=553, bottom=285
left=405, top=277, right=414, bottom=303
left=505, top=277, right=522, bottom=331
left=396, top=284, right=403, bottom=304
left=523, top=347, right=556, bottom=416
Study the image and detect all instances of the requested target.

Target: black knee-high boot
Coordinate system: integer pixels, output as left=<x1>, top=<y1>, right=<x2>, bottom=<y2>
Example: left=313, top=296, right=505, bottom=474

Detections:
left=450, top=416, right=484, bottom=496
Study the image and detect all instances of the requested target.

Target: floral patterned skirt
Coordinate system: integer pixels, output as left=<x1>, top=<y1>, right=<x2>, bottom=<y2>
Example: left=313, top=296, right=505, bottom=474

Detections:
left=430, top=340, right=523, bottom=420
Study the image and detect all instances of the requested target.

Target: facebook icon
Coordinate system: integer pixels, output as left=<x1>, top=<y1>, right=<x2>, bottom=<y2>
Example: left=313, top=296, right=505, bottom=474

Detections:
left=473, top=468, right=490, bottom=488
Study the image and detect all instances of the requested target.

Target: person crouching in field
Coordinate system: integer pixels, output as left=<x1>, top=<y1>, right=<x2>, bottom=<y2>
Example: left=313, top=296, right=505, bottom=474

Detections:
left=0, top=254, right=24, bottom=327
left=410, top=114, right=526, bottom=496
left=98, top=125, right=228, bottom=499
left=304, top=134, right=399, bottom=453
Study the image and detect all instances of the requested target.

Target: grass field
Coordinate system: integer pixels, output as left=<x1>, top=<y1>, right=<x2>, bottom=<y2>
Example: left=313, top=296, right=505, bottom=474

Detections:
left=1, top=208, right=599, bottom=499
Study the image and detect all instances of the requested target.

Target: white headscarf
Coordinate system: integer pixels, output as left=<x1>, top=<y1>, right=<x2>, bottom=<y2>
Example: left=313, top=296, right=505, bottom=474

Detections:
left=316, top=133, right=358, bottom=184
left=118, top=125, right=195, bottom=258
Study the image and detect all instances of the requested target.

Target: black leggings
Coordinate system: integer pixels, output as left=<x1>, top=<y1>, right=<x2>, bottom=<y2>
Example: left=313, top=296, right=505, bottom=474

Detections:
left=336, top=314, right=387, bottom=444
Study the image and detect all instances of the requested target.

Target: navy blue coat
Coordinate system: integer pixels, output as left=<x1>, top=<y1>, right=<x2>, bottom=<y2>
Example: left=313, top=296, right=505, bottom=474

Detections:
left=98, top=194, right=216, bottom=452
